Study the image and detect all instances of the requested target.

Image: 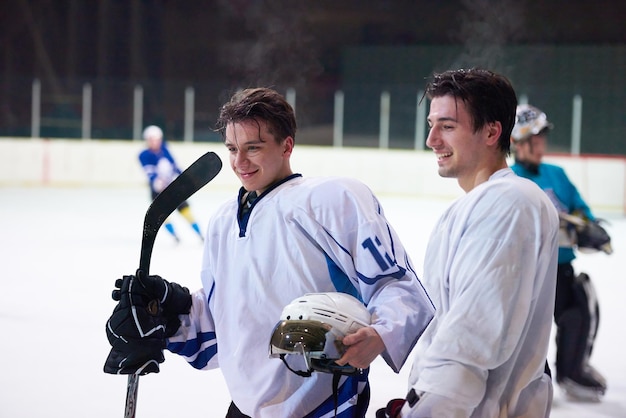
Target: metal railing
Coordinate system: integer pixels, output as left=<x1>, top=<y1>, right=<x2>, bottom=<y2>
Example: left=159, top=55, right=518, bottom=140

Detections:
left=1, top=77, right=618, bottom=155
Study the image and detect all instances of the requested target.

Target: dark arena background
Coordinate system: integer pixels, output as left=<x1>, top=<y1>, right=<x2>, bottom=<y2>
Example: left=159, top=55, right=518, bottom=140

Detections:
left=1, top=0, right=625, bottom=155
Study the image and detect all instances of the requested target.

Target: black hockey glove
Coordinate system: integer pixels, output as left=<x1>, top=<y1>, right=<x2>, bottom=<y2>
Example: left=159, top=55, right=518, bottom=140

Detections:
left=375, top=398, right=406, bottom=418
left=576, top=219, right=612, bottom=255
left=104, top=271, right=192, bottom=375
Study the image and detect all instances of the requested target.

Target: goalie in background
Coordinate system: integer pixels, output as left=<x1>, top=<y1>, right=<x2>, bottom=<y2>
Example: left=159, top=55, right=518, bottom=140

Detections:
left=139, top=125, right=204, bottom=242
left=511, top=104, right=612, bottom=402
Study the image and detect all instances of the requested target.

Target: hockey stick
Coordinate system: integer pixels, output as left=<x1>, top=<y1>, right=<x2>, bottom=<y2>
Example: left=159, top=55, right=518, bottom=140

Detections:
left=124, top=150, right=222, bottom=418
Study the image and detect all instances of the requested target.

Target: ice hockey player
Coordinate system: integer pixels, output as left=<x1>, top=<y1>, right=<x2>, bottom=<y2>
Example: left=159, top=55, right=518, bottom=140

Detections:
left=378, top=69, right=560, bottom=417
left=138, top=125, right=204, bottom=242
left=105, top=87, right=435, bottom=417
left=510, top=104, right=610, bottom=402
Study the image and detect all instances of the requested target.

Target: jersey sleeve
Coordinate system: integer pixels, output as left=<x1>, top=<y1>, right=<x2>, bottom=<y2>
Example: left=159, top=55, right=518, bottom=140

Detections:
left=309, top=178, right=435, bottom=372
left=166, top=288, right=219, bottom=370
left=138, top=150, right=158, bottom=183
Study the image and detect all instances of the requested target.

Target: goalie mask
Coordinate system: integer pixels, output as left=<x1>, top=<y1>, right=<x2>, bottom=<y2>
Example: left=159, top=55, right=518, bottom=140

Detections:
left=269, top=292, right=371, bottom=377
left=511, top=104, right=554, bottom=143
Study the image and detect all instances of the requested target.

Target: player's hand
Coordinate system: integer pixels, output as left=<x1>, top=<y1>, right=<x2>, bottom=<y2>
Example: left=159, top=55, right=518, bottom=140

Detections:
left=335, top=326, right=385, bottom=369
left=103, top=272, right=192, bottom=375
left=109, top=271, right=192, bottom=336
left=103, top=338, right=165, bottom=375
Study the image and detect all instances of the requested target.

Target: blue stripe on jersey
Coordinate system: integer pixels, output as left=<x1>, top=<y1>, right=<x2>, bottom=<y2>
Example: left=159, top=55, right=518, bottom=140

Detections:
left=168, top=331, right=217, bottom=356
left=325, top=254, right=361, bottom=301
left=303, top=371, right=370, bottom=418
left=167, top=331, right=217, bottom=369
left=357, top=267, right=406, bottom=284
left=188, top=344, right=218, bottom=369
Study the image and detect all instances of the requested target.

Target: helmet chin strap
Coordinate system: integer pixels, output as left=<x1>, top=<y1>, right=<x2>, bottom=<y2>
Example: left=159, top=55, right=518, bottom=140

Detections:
left=279, top=354, right=345, bottom=418
left=279, top=354, right=313, bottom=377
left=282, top=342, right=315, bottom=377
left=280, top=339, right=363, bottom=418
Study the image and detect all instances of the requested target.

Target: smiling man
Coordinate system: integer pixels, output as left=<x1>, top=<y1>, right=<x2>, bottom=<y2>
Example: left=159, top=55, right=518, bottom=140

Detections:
left=388, top=69, right=560, bottom=417
left=104, top=87, right=435, bottom=418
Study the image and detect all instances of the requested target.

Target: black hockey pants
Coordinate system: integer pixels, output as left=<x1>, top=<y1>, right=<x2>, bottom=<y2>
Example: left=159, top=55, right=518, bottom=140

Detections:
left=226, top=402, right=250, bottom=418
left=554, top=263, right=599, bottom=381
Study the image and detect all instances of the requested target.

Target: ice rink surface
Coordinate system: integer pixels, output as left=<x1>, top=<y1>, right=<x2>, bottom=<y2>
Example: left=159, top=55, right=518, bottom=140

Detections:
left=1, top=186, right=625, bottom=417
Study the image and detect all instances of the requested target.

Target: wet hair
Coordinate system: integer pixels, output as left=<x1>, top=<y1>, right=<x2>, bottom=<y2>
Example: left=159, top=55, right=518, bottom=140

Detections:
left=215, top=87, right=297, bottom=144
left=425, top=68, right=517, bottom=155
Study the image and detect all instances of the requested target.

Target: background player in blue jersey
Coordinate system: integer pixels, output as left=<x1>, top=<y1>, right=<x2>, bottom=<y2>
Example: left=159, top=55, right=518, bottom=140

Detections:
left=510, top=104, right=608, bottom=402
left=106, top=88, right=435, bottom=417
left=139, top=125, right=204, bottom=242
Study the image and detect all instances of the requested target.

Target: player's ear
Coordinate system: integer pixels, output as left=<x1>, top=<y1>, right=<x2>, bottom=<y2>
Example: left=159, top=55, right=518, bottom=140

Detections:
left=283, top=136, right=294, bottom=156
left=485, top=121, right=502, bottom=146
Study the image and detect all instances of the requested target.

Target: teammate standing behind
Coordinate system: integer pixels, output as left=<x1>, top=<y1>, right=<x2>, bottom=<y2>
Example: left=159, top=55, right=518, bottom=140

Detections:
left=511, top=104, right=608, bottom=402
left=380, top=69, right=560, bottom=418
left=139, top=125, right=204, bottom=242
left=106, top=88, right=435, bottom=417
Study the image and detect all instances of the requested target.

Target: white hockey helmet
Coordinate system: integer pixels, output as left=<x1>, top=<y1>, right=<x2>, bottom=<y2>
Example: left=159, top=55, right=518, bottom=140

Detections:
left=511, top=104, right=553, bottom=143
left=142, top=125, right=163, bottom=141
left=269, top=292, right=371, bottom=376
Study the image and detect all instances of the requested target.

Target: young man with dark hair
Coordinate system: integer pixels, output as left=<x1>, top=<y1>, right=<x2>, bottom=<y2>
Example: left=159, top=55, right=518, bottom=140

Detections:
left=382, top=69, right=559, bottom=417
left=105, top=87, right=435, bottom=417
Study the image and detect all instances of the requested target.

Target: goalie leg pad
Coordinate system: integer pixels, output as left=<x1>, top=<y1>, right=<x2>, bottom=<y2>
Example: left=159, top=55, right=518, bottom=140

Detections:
left=576, top=272, right=600, bottom=351
left=555, top=307, right=587, bottom=380
left=554, top=267, right=606, bottom=397
left=554, top=266, right=597, bottom=380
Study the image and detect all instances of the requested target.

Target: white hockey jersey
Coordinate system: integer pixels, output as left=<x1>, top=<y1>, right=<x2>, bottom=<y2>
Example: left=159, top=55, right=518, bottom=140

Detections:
left=407, top=168, right=559, bottom=417
left=168, top=174, right=435, bottom=417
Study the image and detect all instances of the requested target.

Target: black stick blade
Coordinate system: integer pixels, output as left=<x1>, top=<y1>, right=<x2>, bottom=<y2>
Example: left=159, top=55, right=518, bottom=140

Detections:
left=139, top=151, right=222, bottom=273
left=124, top=151, right=222, bottom=418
